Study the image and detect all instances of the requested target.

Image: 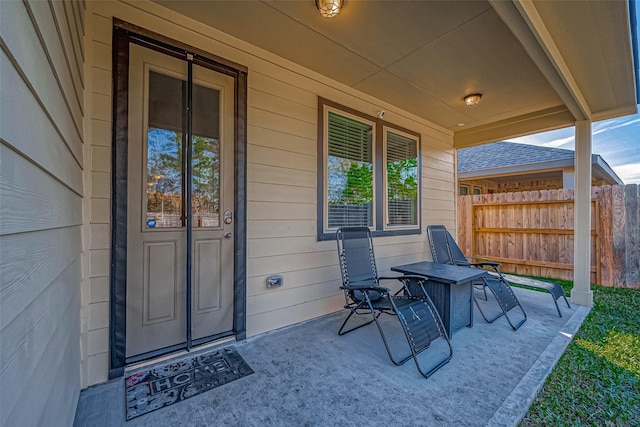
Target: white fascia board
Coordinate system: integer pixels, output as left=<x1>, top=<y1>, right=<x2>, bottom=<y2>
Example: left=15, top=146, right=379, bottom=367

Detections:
left=459, top=158, right=574, bottom=180
left=592, top=154, right=624, bottom=185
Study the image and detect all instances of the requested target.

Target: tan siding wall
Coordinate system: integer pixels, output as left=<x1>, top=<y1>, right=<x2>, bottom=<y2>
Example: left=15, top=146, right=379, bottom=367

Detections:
left=0, top=1, right=85, bottom=425
left=84, top=0, right=456, bottom=384
left=83, top=7, right=112, bottom=385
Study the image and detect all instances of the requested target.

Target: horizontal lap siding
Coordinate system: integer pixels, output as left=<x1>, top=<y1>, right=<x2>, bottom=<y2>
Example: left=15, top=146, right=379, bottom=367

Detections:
left=246, top=71, right=454, bottom=334
left=83, top=0, right=456, bottom=377
left=0, top=0, right=84, bottom=425
left=246, top=70, right=338, bottom=335
left=84, top=9, right=113, bottom=386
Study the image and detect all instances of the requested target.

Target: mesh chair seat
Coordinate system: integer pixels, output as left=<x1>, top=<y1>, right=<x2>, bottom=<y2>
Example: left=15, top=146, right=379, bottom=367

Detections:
left=483, top=278, right=519, bottom=312
left=395, top=299, right=442, bottom=352
left=488, top=272, right=571, bottom=317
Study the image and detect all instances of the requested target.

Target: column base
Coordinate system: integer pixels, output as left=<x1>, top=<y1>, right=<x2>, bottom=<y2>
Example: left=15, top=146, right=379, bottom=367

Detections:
left=571, top=288, right=594, bottom=307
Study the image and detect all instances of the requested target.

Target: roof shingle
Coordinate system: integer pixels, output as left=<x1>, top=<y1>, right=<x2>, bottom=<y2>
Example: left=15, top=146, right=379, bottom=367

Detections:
left=458, top=141, right=575, bottom=173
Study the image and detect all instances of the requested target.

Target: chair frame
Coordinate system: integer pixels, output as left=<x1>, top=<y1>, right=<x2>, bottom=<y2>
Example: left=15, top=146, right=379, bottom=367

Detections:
left=337, top=227, right=453, bottom=378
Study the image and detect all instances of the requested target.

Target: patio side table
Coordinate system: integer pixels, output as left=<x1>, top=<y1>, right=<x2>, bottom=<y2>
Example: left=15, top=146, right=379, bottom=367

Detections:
left=391, top=261, right=487, bottom=337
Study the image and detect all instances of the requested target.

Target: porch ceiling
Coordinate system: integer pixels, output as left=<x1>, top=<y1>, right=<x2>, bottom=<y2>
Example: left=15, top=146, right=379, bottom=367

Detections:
left=153, top=0, right=637, bottom=147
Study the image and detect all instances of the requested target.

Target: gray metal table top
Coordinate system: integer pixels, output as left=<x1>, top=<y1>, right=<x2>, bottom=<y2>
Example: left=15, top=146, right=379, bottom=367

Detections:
left=391, top=261, right=487, bottom=285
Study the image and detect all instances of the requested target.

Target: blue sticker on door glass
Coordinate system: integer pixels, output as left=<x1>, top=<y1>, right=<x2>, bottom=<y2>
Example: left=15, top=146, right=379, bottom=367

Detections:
left=146, top=219, right=157, bottom=228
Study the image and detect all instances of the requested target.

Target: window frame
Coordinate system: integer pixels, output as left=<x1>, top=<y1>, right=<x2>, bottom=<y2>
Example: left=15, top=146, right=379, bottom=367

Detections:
left=459, top=185, right=469, bottom=196
left=317, top=98, right=422, bottom=241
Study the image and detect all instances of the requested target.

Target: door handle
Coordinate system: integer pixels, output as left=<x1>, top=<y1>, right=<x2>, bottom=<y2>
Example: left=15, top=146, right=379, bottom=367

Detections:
left=223, top=232, right=232, bottom=238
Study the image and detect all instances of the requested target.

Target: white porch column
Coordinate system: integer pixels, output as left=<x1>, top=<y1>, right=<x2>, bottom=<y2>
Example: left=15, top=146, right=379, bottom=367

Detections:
left=571, top=120, right=594, bottom=306
left=562, top=169, right=575, bottom=189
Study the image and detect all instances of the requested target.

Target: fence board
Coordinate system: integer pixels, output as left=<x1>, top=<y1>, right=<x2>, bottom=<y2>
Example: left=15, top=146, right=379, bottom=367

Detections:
left=625, top=184, right=639, bottom=287
left=599, top=186, right=614, bottom=286
left=612, top=185, right=626, bottom=287
left=458, top=185, right=640, bottom=287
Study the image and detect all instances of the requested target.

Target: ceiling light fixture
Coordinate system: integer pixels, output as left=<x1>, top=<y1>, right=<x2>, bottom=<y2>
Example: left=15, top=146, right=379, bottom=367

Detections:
left=463, top=93, right=482, bottom=107
left=316, top=0, right=343, bottom=18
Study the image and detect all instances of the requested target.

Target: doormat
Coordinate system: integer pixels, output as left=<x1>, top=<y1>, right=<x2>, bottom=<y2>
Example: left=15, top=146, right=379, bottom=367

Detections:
left=125, top=347, right=254, bottom=420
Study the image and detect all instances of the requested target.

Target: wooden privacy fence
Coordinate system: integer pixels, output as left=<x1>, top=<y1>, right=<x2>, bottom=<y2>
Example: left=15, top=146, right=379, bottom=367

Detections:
left=457, top=184, right=639, bottom=288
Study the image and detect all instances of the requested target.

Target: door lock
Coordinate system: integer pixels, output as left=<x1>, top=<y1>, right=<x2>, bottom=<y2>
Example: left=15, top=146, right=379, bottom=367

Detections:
left=224, top=232, right=232, bottom=238
left=224, top=210, right=233, bottom=224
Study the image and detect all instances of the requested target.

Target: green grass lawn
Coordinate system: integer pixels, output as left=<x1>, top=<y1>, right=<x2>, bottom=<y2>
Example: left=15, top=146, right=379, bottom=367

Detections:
left=519, top=280, right=640, bottom=426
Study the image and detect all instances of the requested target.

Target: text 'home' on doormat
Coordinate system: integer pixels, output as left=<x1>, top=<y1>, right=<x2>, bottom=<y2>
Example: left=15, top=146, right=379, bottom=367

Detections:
left=125, top=347, right=254, bottom=420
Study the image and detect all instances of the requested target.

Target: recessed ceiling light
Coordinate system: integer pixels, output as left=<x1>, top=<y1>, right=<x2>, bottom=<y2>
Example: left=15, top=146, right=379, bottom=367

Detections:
left=457, top=123, right=465, bottom=127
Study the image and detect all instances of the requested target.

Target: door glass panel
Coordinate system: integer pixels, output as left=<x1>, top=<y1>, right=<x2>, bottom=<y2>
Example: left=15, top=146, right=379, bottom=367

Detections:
left=145, top=69, right=222, bottom=229
left=146, top=71, right=185, bottom=228
left=192, top=69, right=221, bottom=228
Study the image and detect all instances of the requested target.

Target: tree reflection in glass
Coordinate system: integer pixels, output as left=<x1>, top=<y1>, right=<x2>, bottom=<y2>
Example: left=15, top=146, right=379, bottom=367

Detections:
left=146, top=130, right=220, bottom=228
left=145, top=69, right=221, bottom=229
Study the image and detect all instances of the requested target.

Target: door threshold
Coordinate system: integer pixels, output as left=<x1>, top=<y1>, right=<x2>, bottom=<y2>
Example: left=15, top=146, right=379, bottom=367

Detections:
left=125, top=335, right=237, bottom=372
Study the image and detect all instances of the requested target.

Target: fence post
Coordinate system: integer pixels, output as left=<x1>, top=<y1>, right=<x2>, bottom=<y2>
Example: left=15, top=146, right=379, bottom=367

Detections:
left=624, top=184, right=639, bottom=287
left=599, top=186, right=614, bottom=286
left=612, top=185, right=626, bottom=287
left=457, top=195, right=472, bottom=255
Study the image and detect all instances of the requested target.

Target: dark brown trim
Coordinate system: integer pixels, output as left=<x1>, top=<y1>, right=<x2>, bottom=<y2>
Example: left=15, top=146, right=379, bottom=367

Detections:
left=185, top=59, right=194, bottom=351
left=374, top=117, right=384, bottom=232
left=316, top=99, right=325, bottom=240
left=233, top=71, right=248, bottom=341
left=113, top=18, right=247, bottom=75
left=317, top=97, right=421, bottom=139
left=109, top=22, right=248, bottom=376
left=316, top=97, right=422, bottom=241
left=109, top=26, right=129, bottom=379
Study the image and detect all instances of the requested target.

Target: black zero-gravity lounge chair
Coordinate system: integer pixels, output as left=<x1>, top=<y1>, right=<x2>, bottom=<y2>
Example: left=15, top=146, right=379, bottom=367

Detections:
left=427, top=224, right=570, bottom=317
left=336, top=226, right=452, bottom=379
left=427, top=225, right=527, bottom=330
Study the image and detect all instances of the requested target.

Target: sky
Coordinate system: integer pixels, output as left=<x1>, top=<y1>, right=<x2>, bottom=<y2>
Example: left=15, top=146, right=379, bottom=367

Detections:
left=507, top=110, right=640, bottom=184
left=507, top=5, right=640, bottom=185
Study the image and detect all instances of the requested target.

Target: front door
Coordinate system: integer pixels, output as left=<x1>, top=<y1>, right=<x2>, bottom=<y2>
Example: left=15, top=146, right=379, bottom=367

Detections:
left=126, top=44, right=235, bottom=359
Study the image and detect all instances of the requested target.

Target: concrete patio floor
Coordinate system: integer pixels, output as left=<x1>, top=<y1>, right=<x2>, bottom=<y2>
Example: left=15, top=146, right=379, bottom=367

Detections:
left=74, top=287, right=589, bottom=427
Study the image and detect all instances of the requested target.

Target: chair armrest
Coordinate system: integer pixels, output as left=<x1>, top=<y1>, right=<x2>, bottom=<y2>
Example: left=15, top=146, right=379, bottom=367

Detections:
left=340, top=285, right=391, bottom=293
left=379, top=275, right=430, bottom=282
left=454, top=260, right=491, bottom=269
left=380, top=275, right=430, bottom=297
left=466, top=256, right=500, bottom=268
left=453, top=260, right=472, bottom=267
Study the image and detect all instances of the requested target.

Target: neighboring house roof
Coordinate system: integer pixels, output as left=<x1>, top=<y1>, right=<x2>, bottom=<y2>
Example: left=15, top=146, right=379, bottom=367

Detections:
left=458, top=141, right=624, bottom=185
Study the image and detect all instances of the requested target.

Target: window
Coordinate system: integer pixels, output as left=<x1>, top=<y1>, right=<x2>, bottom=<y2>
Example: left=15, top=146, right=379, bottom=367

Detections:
left=473, top=187, right=482, bottom=195
left=385, top=129, right=418, bottom=227
left=318, top=99, right=421, bottom=240
left=326, top=111, right=375, bottom=228
left=459, top=185, right=469, bottom=196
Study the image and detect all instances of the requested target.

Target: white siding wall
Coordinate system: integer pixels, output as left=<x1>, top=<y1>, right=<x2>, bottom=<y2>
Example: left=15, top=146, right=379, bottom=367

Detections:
left=84, top=0, right=456, bottom=385
left=0, top=0, right=85, bottom=425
